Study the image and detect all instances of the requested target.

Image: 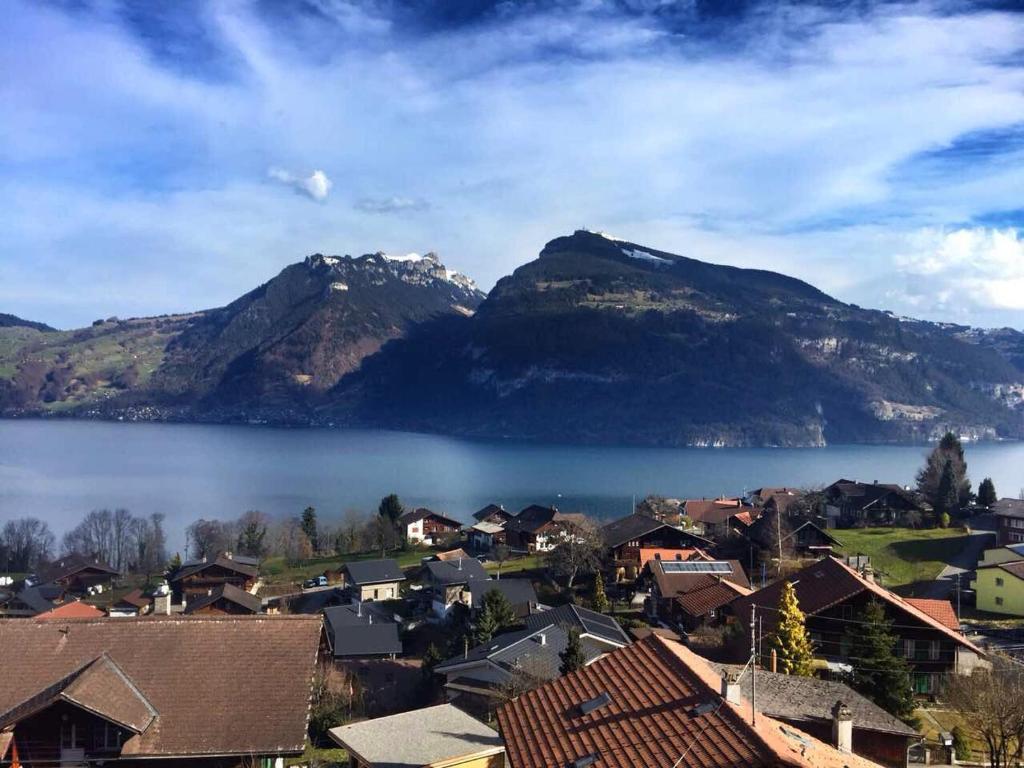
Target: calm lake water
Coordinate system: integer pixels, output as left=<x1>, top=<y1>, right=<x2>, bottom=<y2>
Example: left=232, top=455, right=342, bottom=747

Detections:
left=3, top=419, right=1024, bottom=551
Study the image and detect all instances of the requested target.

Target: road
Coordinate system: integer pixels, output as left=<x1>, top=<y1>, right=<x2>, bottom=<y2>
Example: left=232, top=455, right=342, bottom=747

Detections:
left=914, top=515, right=995, bottom=600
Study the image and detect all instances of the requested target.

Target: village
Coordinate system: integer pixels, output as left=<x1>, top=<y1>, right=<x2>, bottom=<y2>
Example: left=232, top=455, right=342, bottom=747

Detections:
left=5, top=437, right=1024, bottom=768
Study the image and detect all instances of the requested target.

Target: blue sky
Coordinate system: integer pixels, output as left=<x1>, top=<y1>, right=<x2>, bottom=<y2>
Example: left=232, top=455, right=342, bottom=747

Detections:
left=2, top=0, right=1024, bottom=329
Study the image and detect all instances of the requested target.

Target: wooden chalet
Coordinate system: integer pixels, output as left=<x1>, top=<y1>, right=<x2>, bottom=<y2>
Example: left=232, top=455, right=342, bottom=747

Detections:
left=399, top=508, right=463, bottom=545
left=601, top=513, right=713, bottom=583
left=167, top=553, right=258, bottom=606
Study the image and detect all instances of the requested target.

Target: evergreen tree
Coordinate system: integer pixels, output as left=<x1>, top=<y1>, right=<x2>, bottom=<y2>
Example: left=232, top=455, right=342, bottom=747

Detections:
left=978, top=477, right=997, bottom=508
left=301, top=506, right=318, bottom=549
left=770, top=581, right=815, bottom=676
left=917, top=432, right=972, bottom=513
left=844, top=598, right=915, bottom=720
left=378, top=494, right=405, bottom=529
left=592, top=574, right=610, bottom=614
left=421, top=643, right=443, bottom=682
left=559, top=628, right=587, bottom=675
left=237, top=511, right=268, bottom=558
left=936, top=459, right=959, bottom=516
left=473, top=603, right=500, bottom=645
left=165, top=551, right=182, bottom=578
left=481, top=588, right=517, bottom=629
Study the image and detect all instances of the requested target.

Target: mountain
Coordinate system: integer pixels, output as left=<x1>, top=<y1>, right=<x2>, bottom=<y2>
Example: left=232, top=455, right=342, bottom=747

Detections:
left=2, top=230, right=1023, bottom=447
left=0, top=313, right=55, bottom=332
left=328, top=230, right=1024, bottom=446
left=0, top=251, right=482, bottom=418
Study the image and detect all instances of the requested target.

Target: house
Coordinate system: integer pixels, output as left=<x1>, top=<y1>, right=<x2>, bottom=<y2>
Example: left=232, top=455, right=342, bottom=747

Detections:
left=183, top=583, right=262, bottom=615
left=473, top=503, right=515, bottom=526
left=497, top=633, right=887, bottom=768
left=750, top=487, right=807, bottom=515
left=399, top=508, right=463, bottom=545
left=712, top=663, right=921, bottom=768
left=601, top=513, right=713, bottom=583
left=167, top=552, right=258, bottom=605
left=0, top=615, right=322, bottom=768
left=435, top=623, right=609, bottom=717
left=973, top=560, right=1024, bottom=616
left=329, top=704, right=504, bottom=768
left=682, top=497, right=753, bottom=539
left=469, top=521, right=507, bottom=552
left=992, top=498, right=1024, bottom=545
left=34, top=600, right=106, bottom=621
left=342, top=559, right=406, bottom=603
left=731, top=556, right=987, bottom=696
left=504, top=505, right=587, bottom=553
left=323, top=603, right=402, bottom=659
left=746, top=516, right=842, bottom=558
left=978, top=542, right=1024, bottom=567
left=524, top=603, right=631, bottom=651
left=468, top=578, right=539, bottom=619
left=29, top=554, right=120, bottom=596
left=108, top=589, right=152, bottom=617
left=648, top=559, right=752, bottom=630
left=0, top=584, right=71, bottom=618
left=423, top=557, right=490, bottom=617
left=823, top=480, right=923, bottom=526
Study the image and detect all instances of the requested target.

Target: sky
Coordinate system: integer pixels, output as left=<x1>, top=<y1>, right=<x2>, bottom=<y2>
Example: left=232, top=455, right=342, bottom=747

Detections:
left=2, top=0, right=1024, bottom=330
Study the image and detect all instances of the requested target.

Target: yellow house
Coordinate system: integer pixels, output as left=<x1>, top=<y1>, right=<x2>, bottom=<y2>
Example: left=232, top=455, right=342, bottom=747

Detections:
left=329, top=703, right=505, bottom=768
left=973, top=560, right=1024, bottom=616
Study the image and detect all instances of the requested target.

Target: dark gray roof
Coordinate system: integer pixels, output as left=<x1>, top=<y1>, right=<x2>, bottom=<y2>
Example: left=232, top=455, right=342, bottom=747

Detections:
left=713, top=664, right=918, bottom=738
left=425, top=557, right=489, bottom=586
left=33, top=554, right=119, bottom=584
left=524, top=604, right=630, bottom=647
left=436, top=625, right=604, bottom=680
left=397, top=507, right=462, bottom=527
left=11, top=585, right=64, bottom=614
left=601, top=513, right=666, bottom=547
left=323, top=605, right=402, bottom=657
left=343, top=559, right=406, bottom=586
left=171, top=553, right=258, bottom=582
left=473, top=504, right=511, bottom=522
left=469, top=579, right=538, bottom=608
left=993, top=498, right=1024, bottom=519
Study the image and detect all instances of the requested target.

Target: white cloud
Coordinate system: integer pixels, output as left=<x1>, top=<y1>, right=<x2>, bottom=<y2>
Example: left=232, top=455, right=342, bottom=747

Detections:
left=268, top=167, right=333, bottom=201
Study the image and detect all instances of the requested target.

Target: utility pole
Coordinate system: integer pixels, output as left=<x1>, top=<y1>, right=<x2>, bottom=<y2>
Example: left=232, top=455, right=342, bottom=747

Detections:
left=750, top=604, right=757, bottom=726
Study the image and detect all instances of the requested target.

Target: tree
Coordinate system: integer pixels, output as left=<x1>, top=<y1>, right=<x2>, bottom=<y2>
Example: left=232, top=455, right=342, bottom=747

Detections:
left=371, top=514, right=398, bottom=558
left=491, top=543, right=511, bottom=579
left=473, top=603, right=500, bottom=645
left=545, top=517, right=603, bottom=589
left=378, top=494, right=404, bottom=529
left=481, top=588, right=517, bottom=630
left=559, top=628, right=587, bottom=675
left=935, top=459, right=960, bottom=516
left=592, top=574, right=609, bottom=614
left=978, top=477, right=998, bottom=508
left=750, top=507, right=794, bottom=575
left=301, top=507, right=319, bottom=551
left=917, top=432, right=972, bottom=514
left=1, top=517, right=55, bottom=572
left=165, top=551, right=182, bottom=578
left=844, top=598, right=915, bottom=720
left=236, top=511, right=269, bottom=558
left=187, top=518, right=234, bottom=560
left=770, top=581, right=815, bottom=676
left=946, top=654, right=1024, bottom=768
left=338, top=509, right=366, bottom=555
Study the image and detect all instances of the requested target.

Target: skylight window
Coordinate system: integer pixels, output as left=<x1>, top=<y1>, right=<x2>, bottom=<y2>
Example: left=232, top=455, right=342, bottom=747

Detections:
left=578, top=691, right=613, bottom=716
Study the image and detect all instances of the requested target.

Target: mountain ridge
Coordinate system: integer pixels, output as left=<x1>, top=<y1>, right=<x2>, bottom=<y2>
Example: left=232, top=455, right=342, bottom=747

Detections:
left=2, top=231, right=1023, bottom=447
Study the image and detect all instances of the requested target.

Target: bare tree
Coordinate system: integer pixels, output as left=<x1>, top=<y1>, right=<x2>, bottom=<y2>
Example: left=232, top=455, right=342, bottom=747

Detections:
left=545, top=517, right=603, bottom=589
left=946, top=655, right=1024, bottom=768
left=1, top=517, right=55, bottom=572
left=187, top=518, right=235, bottom=560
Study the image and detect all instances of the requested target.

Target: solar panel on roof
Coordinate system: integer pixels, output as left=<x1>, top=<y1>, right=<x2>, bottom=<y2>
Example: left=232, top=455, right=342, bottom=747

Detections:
left=660, top=561, right=733, bottom=574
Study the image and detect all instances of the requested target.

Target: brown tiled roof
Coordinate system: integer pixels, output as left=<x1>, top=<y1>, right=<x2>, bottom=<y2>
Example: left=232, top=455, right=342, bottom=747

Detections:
left=435, top=548, right=473, bottom=562
left=398, top=507, right=463, bottom=528
left=184, top=583, right=262, bottom=614
left=497, top=635, right=885, bottom=768
left=116, top=588, right=151, bottom=610
left=0, top=616, right=321, bottom=757
left=904, top=598, right=960, bottom=632
left=997, top=560, right=1024, bottom=580
left=731, top=557, right=982, bottom=655
left=170, top=553, right=257, bottom=582
left=35, top=554, right=119, bottom=584
left=60, top=655, right=157, bottom=732
left=651, top=559, right=751, bottom=597
left=675, top=580, right=751, bottom=619
left=34, top=600, right=105, bottom=621
left=683, top=498, right=748, bottom=525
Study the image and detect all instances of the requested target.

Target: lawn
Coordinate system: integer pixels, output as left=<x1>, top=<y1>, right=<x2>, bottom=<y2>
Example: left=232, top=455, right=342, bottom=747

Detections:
left=835, top=526, right=968, bottom=587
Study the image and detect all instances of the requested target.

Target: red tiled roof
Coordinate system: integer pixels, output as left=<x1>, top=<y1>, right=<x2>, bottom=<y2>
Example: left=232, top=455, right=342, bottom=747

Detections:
left=0, top=615, right=322, bottom=758
left=904, top=598, right=960, bottom=632
left=732, top=557, right=982, bottom=655
left=683, top=498, right=748, bottom=525
left=34, top=600, right=105, bottom=621
left=497, top=635, right=885, bottom=768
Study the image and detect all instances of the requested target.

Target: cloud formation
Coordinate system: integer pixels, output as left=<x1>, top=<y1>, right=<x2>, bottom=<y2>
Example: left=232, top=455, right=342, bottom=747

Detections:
left=268, top=168, right=333, bottom=201
left=1, top=1, right=1024, bottom=329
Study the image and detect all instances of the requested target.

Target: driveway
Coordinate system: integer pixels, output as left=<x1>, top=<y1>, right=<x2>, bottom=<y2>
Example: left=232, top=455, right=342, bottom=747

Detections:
left=914, top=515, right=995, bottom=599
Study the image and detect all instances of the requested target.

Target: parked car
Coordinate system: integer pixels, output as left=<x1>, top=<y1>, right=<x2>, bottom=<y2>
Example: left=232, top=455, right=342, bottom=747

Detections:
left=303, top=575, right=328, bottom=588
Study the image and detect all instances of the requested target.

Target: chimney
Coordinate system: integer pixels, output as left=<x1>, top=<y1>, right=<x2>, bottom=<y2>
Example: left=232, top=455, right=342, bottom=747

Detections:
left=153, top=593, right=171, bottom=616
left=458, top=558, right=463, bottom=571
left=225, top=551, right=233, bottom=560
left=720, top=670, right=742, bottom=705
left=538, top=632, right=546, bottom=646
left=832, top=701, right=853, bottom=753
left=770, top=648, right=777, bottom=674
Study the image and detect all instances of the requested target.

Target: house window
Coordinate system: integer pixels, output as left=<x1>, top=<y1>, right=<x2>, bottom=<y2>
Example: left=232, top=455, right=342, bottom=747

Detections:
left=913, top=673, right=936, bottom=694
left=95, top=722, right=122, bottom=751
left=996, top=577, right=1005, bottom=587
left=60, top=721, right=80, bottom=750
left=902, top=639, right=914, bottom=659
left=929, top=641, right=940, bottom=661
left=996, top=596, right=1005, bottom=606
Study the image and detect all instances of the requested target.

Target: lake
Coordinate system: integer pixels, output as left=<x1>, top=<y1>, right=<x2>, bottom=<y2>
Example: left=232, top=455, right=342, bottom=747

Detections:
left=2, top=419, right=1023, bottom=551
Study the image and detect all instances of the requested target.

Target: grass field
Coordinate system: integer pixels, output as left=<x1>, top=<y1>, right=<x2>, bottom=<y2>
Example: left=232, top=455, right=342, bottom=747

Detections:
left=835, top=526, right=968, bottom=587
